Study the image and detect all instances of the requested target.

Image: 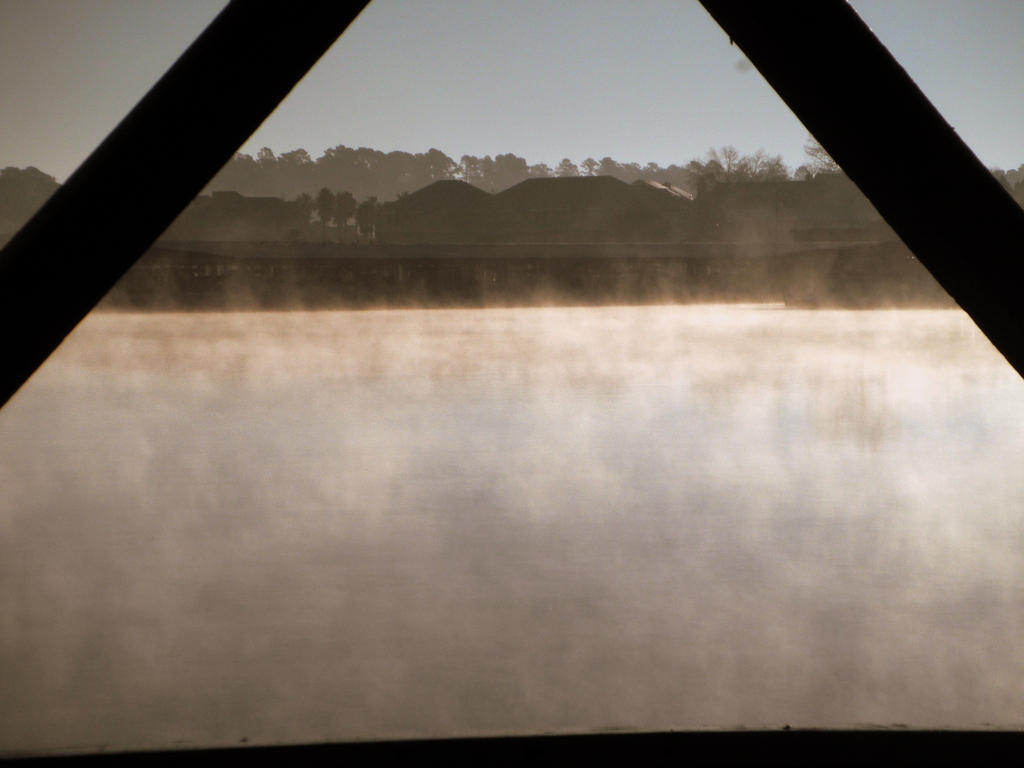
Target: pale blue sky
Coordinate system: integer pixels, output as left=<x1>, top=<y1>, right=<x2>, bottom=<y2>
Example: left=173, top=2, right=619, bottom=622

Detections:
left=1, top=0, right=1021, bottom=182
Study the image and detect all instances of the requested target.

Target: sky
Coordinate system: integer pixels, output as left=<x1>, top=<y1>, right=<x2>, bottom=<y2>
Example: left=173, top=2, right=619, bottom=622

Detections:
left=1, top=0, right=1021, bottom=183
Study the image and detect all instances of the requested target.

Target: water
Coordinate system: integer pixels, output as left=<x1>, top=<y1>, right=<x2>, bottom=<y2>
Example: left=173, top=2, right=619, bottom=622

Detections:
left=2, top=305, right=1024, bottom=754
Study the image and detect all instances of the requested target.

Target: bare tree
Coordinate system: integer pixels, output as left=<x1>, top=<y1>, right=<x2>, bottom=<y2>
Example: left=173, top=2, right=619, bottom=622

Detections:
left=802, top=135, right=841, bottom=175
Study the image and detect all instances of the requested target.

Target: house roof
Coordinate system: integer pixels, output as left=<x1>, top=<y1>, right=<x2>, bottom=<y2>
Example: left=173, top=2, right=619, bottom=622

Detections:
left=401, top=179, right=493, bottom=208
left=633, top=179, right=695, bottom=201
left=498, top=175, right=672, bottom=209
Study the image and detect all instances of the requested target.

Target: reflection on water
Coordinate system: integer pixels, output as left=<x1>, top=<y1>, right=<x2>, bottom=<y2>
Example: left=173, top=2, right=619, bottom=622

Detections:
left=2, top=305, right=1024, bottom=754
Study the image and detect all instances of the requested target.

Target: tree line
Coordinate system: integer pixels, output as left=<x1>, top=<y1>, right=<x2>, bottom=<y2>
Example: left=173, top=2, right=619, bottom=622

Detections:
left=207, top=138, right=862, bottom=203
left=3, top=140, right=1023, bottom=244
left=288, top=141, right=826, bottom=242
left=208, top=140, right=1024, bottom=206
left=305, top=188, right=378, bottom=240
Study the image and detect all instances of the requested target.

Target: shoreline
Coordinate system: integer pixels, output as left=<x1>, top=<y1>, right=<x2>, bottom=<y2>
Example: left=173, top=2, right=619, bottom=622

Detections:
left=99, top=240, right=953, bottom=312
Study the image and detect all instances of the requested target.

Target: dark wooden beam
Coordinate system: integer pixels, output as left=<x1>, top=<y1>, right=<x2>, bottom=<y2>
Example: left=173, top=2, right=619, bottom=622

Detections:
left=4, top=730, right=1019, bottom=766
left=698, top=0, right=1024, bottom=378
left=0, top=0, right=368, bottom=407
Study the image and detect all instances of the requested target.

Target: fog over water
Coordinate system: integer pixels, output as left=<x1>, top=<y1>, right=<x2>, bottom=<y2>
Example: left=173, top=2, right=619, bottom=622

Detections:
left=2, top=305, right=1024, bottom=754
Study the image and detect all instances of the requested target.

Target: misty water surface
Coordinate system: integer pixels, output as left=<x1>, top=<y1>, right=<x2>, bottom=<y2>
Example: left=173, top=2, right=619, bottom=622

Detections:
left=2, top=305, right=1024, bottom=754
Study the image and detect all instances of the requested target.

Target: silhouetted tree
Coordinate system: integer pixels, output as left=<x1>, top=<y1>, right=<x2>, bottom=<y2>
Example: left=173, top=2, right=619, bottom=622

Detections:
left=355, top=196, right=377, bottom=241
left=459, top=155, right=485, bottom=187
left=556, top=158, right=579, bottom=177
left=802, top=135, right=840, bottom=175
left=1005, top=163, right=1023, bottom=189
left=209, top=152, right=261, bottom=194
left=256, top=146, right=277, bottom=168
left=597, top=157, right=621, bottom=177
left=421, top=148, right=459, bottom=183
left=643, top=162, right=663, bottom=178
left=689, top=147, right=790, bottom=190
left=708, top=146, right=743, bottom=179
left=335, top=190, right=357, bottom=233
left=276, top=149, right=314, bottom=197
left=210, top=145, right=461, bottom=201
left=1013, top=179, right=1024, bottom=210
left=281, top=149, right=312, bottom=165
left=746, top=149, right=790, bottom=181
left=293, top=192, right=314, bottom=228
left=477, top=156, right=498, bottom=190
left=202, top=142, right=802, bottom=202
left=619, top=162, right=643, bottom=182
left=490, top=153, right=530, bottom=190
left=702, top=158, right=726, bottom=184
left=315, top=187, right=336, bottom=240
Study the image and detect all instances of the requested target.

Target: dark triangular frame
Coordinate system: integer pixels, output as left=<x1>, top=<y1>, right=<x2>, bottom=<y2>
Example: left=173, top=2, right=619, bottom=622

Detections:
left=2, top=1, right=1023, bottom=763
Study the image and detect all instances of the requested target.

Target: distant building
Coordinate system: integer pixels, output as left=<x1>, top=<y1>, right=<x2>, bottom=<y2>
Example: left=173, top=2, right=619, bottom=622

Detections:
left=161, top=190, right=310, bottom=241
left=375, top=180, right=498, bottom=244
left=634, top=179, right=695, bottom=201
left=161, top=173, right=903, bottom=246
left=695, top=172, right=894, bottom=242
left=376, top=176, right=695, bottom=244
left=0, top=166, right=60, bottom=243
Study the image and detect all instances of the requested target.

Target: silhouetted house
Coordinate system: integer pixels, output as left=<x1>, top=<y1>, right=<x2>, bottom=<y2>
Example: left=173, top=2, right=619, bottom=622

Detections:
left=375, top=180, right=499, bottom=243
left=376, top=176, right=694, bottom=243
left=695, top=172, right=894, bottom=242
left=0, top=166, right=60, bottom=244
left=161, top=190, right=310, bottom=241
left=634, top=179, right=695, bottom=201
left=495, top=176, right=694, bottom=242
